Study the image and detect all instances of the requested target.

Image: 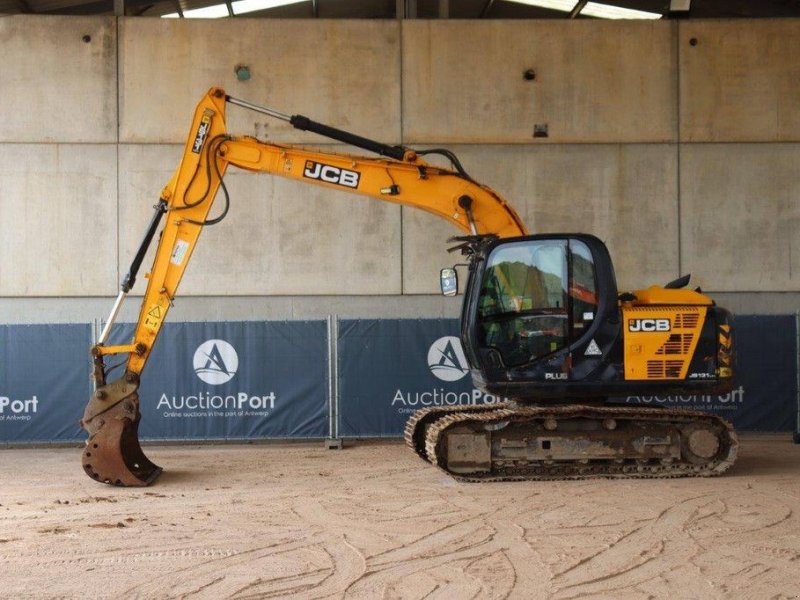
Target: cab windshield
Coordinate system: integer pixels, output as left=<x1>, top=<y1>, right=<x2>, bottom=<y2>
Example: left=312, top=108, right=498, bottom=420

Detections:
left=477, top=239, right=597, bottom=367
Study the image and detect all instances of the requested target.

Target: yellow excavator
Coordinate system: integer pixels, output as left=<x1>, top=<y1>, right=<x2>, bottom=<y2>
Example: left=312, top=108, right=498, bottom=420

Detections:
left=81, top=87, right=737, bottom=486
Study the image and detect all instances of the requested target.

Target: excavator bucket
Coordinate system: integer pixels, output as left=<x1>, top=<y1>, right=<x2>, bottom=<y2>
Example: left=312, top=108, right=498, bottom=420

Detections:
left=81, top=375, right=162, bottom=486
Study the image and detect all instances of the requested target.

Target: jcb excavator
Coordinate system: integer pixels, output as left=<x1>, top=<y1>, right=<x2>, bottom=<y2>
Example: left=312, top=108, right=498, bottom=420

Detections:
left=82, top=87, right=737, bottom=486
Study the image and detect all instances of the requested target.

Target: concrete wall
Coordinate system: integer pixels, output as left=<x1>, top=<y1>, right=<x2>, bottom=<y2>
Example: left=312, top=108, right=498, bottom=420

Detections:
left=119, top=19, right=401, bottom=144
left=0, top=17, right=117, bottom=143
left=402, top=20, right=677, bottom=143
left=679, top=20, right=800, bottom=142
left=0, top=16, right=798, bottom=323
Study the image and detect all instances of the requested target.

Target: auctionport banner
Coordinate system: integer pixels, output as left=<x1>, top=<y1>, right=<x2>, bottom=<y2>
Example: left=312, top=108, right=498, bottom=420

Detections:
left=337, top=315, right=798, bottom=437
left=0, top=324, right=91, bottom=443
left=612, top=315, right=797, bottom=432
left=109, top=321, right=329, bottom=440
left=0, top=315, right=796, bottom=444
left=336, top=319, right=505, bottom=437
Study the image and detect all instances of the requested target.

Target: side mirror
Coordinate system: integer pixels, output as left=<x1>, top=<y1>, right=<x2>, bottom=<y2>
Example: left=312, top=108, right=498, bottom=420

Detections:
left=440, top=267, right=458, bottom=296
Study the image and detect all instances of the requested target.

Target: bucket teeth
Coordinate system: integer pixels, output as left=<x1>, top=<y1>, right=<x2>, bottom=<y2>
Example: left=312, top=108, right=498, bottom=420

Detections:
left=81, top=383, right=162, bottom=487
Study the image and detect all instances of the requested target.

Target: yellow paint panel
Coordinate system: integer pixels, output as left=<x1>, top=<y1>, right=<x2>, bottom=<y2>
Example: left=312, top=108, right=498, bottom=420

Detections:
left=623, top=306, right=707, bottom=381
left=630, top=285, right=713, bottom=306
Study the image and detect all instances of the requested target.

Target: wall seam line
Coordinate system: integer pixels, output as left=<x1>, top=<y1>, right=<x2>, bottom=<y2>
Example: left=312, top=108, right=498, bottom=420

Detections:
left=399, top=19, right=405, bottom=295
left=676, top=20, right=682, bottom=278
left=116, top=16, right=122, bottom=290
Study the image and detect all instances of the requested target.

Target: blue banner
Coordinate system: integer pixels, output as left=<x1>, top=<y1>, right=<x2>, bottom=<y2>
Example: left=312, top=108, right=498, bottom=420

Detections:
left=338, top=315, right=798, bottom=437
left=337, top=319, right=504, bottom=437
left=0, top=324, right=91, bottom=443
left=1, top=315, right=796, bottom=443
left=109, top=321, right=329, bottom=440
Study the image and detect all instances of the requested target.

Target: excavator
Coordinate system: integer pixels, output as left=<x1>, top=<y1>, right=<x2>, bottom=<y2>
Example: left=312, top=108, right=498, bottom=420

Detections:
left=81, top=87, right=738, bottom=486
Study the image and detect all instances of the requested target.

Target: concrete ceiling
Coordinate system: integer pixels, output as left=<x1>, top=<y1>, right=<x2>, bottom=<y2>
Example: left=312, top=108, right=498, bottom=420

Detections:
left=1, top=0, right=799, bottom=20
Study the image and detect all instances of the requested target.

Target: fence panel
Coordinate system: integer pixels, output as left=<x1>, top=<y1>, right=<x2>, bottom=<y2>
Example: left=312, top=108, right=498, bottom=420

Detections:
left=108, top=321, right=329, bottom=440
left=337, top=319, right=503, bottom=437
left=0, top=324, right=91, bottom=443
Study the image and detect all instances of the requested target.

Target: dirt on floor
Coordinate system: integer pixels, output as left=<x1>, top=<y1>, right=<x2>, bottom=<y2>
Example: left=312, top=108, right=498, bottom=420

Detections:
left=0, top=435, right=798, bottom=599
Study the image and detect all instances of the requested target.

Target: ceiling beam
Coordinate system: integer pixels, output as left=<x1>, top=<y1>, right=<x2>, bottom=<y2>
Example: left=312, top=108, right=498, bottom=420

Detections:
left=569, top=0, right=588, bottom=18
left=480, top=0, right=496, bottom=18
left=131, top=2, right=153, bottom=15
left=397, top=0, right=416, bottom=18
left=12, top=0, right=34, bottom=13
left=40, top=0, right=111, bottom=14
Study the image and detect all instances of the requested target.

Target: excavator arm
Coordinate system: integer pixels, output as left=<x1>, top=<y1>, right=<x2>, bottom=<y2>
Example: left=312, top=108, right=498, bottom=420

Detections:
left=81, top=87, right=526, bottom=486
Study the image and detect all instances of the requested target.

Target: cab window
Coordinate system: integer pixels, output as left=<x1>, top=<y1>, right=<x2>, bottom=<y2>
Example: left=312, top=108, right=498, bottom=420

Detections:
left=569, top=240, right=598, bottom=337
left=478, top=240, right=568, bottom=366
left=477, top=238, right=598, bottom=367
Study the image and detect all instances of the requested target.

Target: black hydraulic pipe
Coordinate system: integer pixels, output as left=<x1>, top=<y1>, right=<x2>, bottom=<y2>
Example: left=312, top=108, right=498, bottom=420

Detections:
left=289, top=115, right=408, bottom=161
left=225, top=95, right=408, bottom=161
left=121, top=200, right=167, bottom=293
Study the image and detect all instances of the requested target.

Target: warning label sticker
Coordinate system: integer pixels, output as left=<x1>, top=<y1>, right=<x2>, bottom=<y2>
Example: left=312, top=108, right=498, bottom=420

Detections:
left=170, top=240, right=190, bottom=266
left=584, top=339, right=602, bottom=356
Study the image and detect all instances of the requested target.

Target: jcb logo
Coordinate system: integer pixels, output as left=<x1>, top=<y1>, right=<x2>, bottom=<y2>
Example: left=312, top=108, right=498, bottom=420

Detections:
left=191, top=115, right=211, bottom=154
left=628, top=319, right=671, bottom=332
left=303, top=161, right=360, bottom=189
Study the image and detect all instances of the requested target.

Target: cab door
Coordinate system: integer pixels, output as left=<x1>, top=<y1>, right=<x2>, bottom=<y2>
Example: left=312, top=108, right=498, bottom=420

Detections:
left=470, top=235, right=610, bottom=373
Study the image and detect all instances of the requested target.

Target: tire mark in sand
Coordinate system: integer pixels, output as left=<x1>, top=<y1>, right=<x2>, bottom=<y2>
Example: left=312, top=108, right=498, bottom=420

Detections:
left=552, top=494, right=717, bottom=599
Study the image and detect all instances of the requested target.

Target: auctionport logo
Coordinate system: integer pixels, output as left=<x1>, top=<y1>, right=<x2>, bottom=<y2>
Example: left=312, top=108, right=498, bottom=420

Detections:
left=427, top=336, right=469, bottom=382
left=193, top=339, right=238, bottom=385
left=391, top=335, right=501, bottom=414
left=0, top=395, right=38, bottom=421
left=157, top=339, right=276, bottom=417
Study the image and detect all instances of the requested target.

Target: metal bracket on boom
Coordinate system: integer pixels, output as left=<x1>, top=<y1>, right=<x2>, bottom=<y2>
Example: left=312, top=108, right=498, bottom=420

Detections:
left=458, top=195, right=478, bottom=235
left=447, top=234, right=498, bottom=257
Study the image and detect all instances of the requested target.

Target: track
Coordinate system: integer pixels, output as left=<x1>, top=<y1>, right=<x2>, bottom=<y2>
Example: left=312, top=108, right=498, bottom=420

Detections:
left=405, top=403, right=738, bottom=482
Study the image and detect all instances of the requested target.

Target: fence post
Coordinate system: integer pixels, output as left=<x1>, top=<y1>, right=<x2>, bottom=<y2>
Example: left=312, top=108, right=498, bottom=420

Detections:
left=794, top=312, right=800, bottom=444
left=326, top=314, right=342, bottom=449
left=90, top=318, right=100, bottom=392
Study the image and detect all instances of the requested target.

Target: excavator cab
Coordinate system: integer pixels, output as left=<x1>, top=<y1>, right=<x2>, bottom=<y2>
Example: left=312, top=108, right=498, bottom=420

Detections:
left=457, top=234, right=617, bottom=397
left=456, top=234, right=735, bottom=402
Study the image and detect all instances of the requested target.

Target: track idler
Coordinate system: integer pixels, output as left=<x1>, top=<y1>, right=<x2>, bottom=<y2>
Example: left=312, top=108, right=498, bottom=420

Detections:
left=81, top=372, right=162, bottom=486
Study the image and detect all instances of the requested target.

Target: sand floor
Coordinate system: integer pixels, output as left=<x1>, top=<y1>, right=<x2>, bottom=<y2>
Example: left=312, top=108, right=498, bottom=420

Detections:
left=1, top=435, right=798, bottom=599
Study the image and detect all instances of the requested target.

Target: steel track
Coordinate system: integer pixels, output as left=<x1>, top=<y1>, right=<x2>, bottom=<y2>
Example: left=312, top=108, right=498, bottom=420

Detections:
left=405, top=403, right=738, bottom=482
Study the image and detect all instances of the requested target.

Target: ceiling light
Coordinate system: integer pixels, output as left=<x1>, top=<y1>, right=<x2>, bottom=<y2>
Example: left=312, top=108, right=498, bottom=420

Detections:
left=509, top=0, right=661, bottom=19
left=582, top=2, right=661, bottom=19
left=233, top=0, right=306, bottom=15
left=511, top=0, right=574, bottom=12
left=162, top=0, right=305, bottom=18
left=162, top=3, right=229, bottom=18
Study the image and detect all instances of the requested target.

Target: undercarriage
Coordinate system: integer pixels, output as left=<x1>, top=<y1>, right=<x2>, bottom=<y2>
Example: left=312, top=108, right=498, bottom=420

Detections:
left=404, top=402, right=738, bottom=482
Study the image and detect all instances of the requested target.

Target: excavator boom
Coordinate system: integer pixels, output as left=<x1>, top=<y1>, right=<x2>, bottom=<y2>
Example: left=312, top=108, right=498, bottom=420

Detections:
left=81, top=87, right=526, bottom=486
